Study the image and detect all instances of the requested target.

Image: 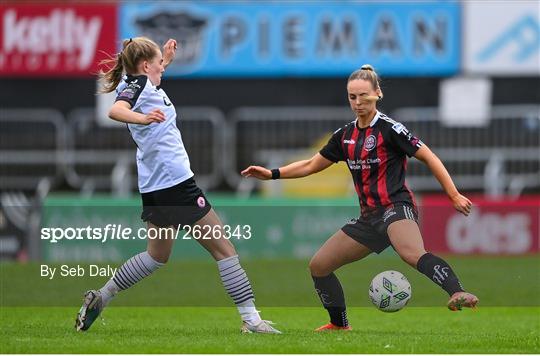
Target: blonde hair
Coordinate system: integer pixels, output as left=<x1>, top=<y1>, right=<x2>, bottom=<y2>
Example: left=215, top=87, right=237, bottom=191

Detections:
left=348, top=64, right=383, bottom=99
left=98, top=37, right=161, bottom=93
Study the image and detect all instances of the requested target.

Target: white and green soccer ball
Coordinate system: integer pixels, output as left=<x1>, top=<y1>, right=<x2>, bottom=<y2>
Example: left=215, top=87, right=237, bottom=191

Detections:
left=369, top=270, right=412, bottom=312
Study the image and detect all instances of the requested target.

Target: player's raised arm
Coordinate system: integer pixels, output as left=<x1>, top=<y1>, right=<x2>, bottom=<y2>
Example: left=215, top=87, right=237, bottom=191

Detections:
left=414, top=144, right=472, bottom=216
left=162, top=38, right=177, bottom=69
left=99, top=36, right=168, bottom=126
left=241, top=153, right=334, bottom=180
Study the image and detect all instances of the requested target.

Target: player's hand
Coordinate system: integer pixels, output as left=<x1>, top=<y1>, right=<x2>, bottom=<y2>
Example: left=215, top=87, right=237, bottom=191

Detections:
left=450, top=193, right=472, bottom=216
left=241, top=166, right=272, bottom=180
left=140, top=109, right=165, bottom=125
left=163, top=39, right=177, bottom=68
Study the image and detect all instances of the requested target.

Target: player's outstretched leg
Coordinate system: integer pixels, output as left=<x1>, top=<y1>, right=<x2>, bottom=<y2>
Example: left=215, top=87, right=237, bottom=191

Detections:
left=388, top=219, right=478, bottom=311
left=75, top=225, right=170, bottom=332
left=416, top=253, right=479, bottom=310
left=75, top=250, right=164, bottom=331
left=195, top=209, right=281, bottom=334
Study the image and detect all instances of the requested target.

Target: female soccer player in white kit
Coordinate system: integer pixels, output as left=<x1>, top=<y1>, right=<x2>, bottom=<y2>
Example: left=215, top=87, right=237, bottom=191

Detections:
left=75, top=37, right=280, bottom=334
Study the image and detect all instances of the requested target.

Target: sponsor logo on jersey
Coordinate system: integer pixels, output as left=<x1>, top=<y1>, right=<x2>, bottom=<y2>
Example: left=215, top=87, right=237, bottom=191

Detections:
left=392, top=123, right=407, bottom=134
left=119, top=87, right=136, bottom=99
left=343, top=139, right=355, bottom=144
left=364, top=134, right=377, bottom=151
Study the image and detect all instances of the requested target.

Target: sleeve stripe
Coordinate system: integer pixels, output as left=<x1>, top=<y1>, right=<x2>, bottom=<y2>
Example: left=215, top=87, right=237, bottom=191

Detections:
left=115, top=75, right=148, bottom=109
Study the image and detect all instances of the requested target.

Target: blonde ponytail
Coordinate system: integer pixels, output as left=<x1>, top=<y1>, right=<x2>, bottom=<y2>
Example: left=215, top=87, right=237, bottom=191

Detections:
left=98, top=37, right=160, bottom=94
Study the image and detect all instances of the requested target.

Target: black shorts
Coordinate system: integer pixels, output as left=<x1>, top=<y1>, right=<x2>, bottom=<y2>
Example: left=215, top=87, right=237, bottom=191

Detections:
left=140, top=177, right=212, bottom=227
left=341, top=203, right=418, bottom=254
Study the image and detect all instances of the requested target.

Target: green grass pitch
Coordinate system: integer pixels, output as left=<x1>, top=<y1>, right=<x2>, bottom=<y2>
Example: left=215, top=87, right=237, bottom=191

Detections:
left=1, top=307, right=538, bottom=353
left=1, top=256, right=539, bottom=353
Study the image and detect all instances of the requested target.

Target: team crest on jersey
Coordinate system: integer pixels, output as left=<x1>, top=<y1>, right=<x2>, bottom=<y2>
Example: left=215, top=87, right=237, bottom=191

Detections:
left=197, top=196, right=206, bottom=208
left=364, top=135, right=377, bottom=151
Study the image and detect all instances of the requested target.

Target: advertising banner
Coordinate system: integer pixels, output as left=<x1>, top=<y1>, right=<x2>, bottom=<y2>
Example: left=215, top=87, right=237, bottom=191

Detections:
left=0, top=3, right=118, bottom=77
left=41, top=196, right=359, bottom=262
left=120, top=1, right=460, bottom=77
left=421, top=195, right=540, bottom=255
left=464, top=0, right=540, bottom=75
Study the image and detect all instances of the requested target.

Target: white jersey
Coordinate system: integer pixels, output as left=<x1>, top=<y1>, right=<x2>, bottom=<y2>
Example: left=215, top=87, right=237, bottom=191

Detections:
left=115, top=75, right=194, bottom=193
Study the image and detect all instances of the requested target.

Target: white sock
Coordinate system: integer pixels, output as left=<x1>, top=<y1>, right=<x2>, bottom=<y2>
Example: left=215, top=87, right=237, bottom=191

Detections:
left=237, top=299, right=262, bottom=325
left=217, top=255, right=261, bottom=324
left=99, top=251, right=163, bottom=306
left=99, top=277, right=120, bottom=307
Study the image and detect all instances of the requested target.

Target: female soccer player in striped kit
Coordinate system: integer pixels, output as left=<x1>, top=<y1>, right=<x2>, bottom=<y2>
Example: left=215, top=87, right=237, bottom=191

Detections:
left=242, top=64, right=478, bottom=331
left=75, top=37, right=280, bottom=334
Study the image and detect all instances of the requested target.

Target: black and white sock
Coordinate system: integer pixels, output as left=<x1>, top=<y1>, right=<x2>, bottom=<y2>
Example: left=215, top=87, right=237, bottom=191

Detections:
left=99, top=251, right=163, bottom=306
left=416, top=252, right=465, bottom=296
left=312, top=273, right=348, bottom=327
left=217, top=255, right=261, bottom=325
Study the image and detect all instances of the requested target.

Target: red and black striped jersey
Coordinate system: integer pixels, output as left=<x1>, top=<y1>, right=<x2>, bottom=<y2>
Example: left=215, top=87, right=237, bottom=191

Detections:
left=319, top=111, right=423, bottom=215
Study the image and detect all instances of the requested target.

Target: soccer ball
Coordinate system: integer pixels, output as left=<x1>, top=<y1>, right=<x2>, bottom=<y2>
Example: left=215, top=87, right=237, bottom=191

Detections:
left=369, top=270, right=412, bottom=312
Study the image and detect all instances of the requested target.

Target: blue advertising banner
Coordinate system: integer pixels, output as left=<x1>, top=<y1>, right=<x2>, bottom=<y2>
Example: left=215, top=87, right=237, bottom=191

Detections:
left=120, top=1, right=460, bottom=77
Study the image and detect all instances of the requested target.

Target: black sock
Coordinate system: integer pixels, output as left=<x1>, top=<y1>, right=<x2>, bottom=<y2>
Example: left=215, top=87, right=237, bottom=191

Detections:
left=312, top=273, right=348, bottom=327
left=416, top=253, right=465, bottom=296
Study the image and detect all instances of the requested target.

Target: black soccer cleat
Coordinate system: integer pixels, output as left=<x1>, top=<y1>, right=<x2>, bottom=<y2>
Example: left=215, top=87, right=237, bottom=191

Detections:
left=75, top=290, right=103, bottom=331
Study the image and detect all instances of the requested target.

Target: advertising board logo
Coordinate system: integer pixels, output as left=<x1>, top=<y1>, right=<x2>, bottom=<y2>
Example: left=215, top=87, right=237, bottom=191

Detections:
left=477, top=15, right=539, bottom=63
left=121, top=2, right=459, bottom=77
left=446, top=210, right=532, bottom=254
left=135, top=11, right=208, bottom=66
left=1, top=8, right=102, bottom=71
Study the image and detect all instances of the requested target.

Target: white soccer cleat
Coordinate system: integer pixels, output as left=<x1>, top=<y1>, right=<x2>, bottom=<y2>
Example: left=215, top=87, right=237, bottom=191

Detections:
left=241, top=320, right=282, bottom=334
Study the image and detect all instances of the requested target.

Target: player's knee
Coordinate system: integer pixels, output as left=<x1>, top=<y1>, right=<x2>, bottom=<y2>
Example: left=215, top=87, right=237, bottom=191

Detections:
left=398, top=250, right=424, bottom=267
left=309, top=258, right=331, bottom=277
left=148, top=250, right=170, bottom=264
left=210, top=243, right=237, bottom=261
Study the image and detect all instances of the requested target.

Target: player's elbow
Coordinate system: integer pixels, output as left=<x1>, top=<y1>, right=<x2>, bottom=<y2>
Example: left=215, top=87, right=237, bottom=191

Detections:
left=108, top=108, right=119, bottom=121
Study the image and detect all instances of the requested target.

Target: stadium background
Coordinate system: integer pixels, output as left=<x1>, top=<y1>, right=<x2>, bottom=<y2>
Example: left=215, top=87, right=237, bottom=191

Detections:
left=0, top=0, right=539, bottom=353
